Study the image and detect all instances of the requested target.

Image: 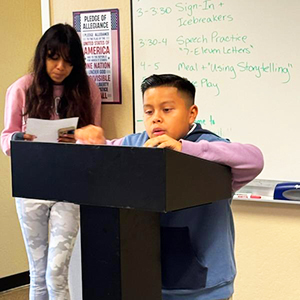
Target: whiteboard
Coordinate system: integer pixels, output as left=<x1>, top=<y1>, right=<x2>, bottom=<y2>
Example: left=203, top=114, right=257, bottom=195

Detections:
left=131, top=0, right=300, bottom=181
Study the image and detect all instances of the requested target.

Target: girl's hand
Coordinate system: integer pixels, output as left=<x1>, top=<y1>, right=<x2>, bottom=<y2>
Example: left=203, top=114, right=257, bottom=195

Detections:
left=58, top=133, right=76, bottom=143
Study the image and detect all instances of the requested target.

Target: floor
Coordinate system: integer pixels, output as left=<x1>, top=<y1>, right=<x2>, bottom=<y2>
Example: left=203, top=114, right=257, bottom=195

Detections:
left=0, top=285, right=29, bottom=300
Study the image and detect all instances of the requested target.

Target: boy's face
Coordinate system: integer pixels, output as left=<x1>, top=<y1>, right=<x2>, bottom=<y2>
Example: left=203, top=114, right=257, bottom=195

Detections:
left=143, top=86, right=198, bottom=140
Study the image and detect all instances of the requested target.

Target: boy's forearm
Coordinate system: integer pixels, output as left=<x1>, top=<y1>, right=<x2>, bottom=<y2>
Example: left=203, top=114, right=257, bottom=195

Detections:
left=181, top=139, right=264, bottom=192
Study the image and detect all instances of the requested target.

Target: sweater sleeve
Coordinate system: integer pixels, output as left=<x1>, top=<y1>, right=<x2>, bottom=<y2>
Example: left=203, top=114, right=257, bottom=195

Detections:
left=106, top=137, right=124, bottom=146
left=88, top=77, right=102, bottom=126
left=181, top=139, right=264, bottom=192
left=0, top=76, right=31, bottom=156
left=76, top=137, right=125, bottom=146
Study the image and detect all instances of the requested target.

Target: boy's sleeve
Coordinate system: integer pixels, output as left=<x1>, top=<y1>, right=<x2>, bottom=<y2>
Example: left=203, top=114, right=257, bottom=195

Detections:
left=106, top=138, right=125, bottom=146
left=181, top=139, right=264, bottom=192
left=0, top=82, right=26, bottom=156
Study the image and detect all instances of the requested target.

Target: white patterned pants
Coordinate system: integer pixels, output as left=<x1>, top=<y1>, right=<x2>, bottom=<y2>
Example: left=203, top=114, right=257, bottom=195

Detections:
left=16, top=198, right=80, bottom=300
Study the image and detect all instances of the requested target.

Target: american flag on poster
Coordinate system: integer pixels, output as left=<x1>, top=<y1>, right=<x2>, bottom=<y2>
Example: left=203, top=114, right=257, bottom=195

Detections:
left=73, top=9, right=122, bottom=104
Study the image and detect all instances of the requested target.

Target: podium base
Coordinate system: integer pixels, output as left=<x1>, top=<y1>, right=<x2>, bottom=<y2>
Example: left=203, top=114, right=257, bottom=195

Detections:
left=80, top=206, right=162, bottom=300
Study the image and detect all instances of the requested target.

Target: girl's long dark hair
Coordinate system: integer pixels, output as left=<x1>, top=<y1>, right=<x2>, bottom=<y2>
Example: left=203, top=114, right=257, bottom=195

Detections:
left=25, top=23, right=93, bottom=127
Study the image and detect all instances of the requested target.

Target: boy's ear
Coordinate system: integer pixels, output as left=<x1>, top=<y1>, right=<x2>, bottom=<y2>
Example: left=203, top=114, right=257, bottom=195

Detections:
left=189, top=105, right=198, bottom=124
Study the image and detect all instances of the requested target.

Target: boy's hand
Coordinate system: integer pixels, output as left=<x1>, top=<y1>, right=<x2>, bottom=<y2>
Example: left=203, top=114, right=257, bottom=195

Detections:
left=23, top=134, right=36, bottom=141
left=144, top=134, right=182, bottom=151
left=75, top=125, right=106, bottom=145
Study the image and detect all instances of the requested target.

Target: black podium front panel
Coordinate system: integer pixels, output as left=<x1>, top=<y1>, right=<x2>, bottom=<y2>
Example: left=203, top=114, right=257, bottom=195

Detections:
left=11, top=141, right=231, bottom=212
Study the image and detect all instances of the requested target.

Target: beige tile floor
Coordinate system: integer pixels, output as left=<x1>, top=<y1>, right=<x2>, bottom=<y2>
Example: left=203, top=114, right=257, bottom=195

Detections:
left=0, top=285, right=29, bottom=300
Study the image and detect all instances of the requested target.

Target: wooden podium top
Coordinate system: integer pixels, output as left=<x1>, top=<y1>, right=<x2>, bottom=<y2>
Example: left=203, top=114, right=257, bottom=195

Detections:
left=11, top=141, right=231, bottom=212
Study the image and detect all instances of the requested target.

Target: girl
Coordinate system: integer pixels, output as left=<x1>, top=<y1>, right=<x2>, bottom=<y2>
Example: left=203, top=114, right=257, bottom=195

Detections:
left=1, top=23, right=101, bottom=300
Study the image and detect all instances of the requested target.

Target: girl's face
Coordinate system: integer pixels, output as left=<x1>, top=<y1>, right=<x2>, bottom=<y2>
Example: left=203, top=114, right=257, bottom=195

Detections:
left=46, top=53, right=73, bottom=84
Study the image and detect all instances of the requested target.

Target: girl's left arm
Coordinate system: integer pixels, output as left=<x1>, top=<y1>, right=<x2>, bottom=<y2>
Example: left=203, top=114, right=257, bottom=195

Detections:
left=1, top=82, right=26, bottom=156
left=181, top=139, right=264, bottom=192
left=89, top=78, right=102, bottom=126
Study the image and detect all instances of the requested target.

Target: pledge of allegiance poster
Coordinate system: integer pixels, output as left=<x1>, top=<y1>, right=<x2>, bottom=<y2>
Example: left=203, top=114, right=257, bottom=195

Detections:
left=73, top=9, right=121, bottom=104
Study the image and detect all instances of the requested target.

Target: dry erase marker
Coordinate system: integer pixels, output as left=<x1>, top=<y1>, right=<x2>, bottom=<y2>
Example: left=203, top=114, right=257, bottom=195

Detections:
left=235, top=193, right=262, bottom=199
left=250, top=194, right=261, bottom=199
left=236, top=193, right=250, bottom=199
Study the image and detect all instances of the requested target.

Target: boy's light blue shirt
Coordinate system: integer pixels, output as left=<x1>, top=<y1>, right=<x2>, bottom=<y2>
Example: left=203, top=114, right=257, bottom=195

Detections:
left=122, top=125, right=235, bottom=300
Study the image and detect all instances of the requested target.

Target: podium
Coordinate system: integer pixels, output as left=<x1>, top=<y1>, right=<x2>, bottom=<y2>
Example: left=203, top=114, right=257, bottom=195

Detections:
left=11, top=141, right=232, bottom=300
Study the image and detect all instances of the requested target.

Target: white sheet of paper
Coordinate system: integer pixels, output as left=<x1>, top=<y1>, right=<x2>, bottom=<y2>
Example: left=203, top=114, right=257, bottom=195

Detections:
left=26, top=117, right=79, bottom=142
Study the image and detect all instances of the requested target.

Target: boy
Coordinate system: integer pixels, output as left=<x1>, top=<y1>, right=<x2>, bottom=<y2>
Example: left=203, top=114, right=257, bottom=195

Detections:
left=75, top=74, right=264, bottom=300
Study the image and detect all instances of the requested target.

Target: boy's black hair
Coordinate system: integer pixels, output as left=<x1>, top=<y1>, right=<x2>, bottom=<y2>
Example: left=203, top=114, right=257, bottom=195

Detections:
left=141, top=74, right=196, bottom=105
